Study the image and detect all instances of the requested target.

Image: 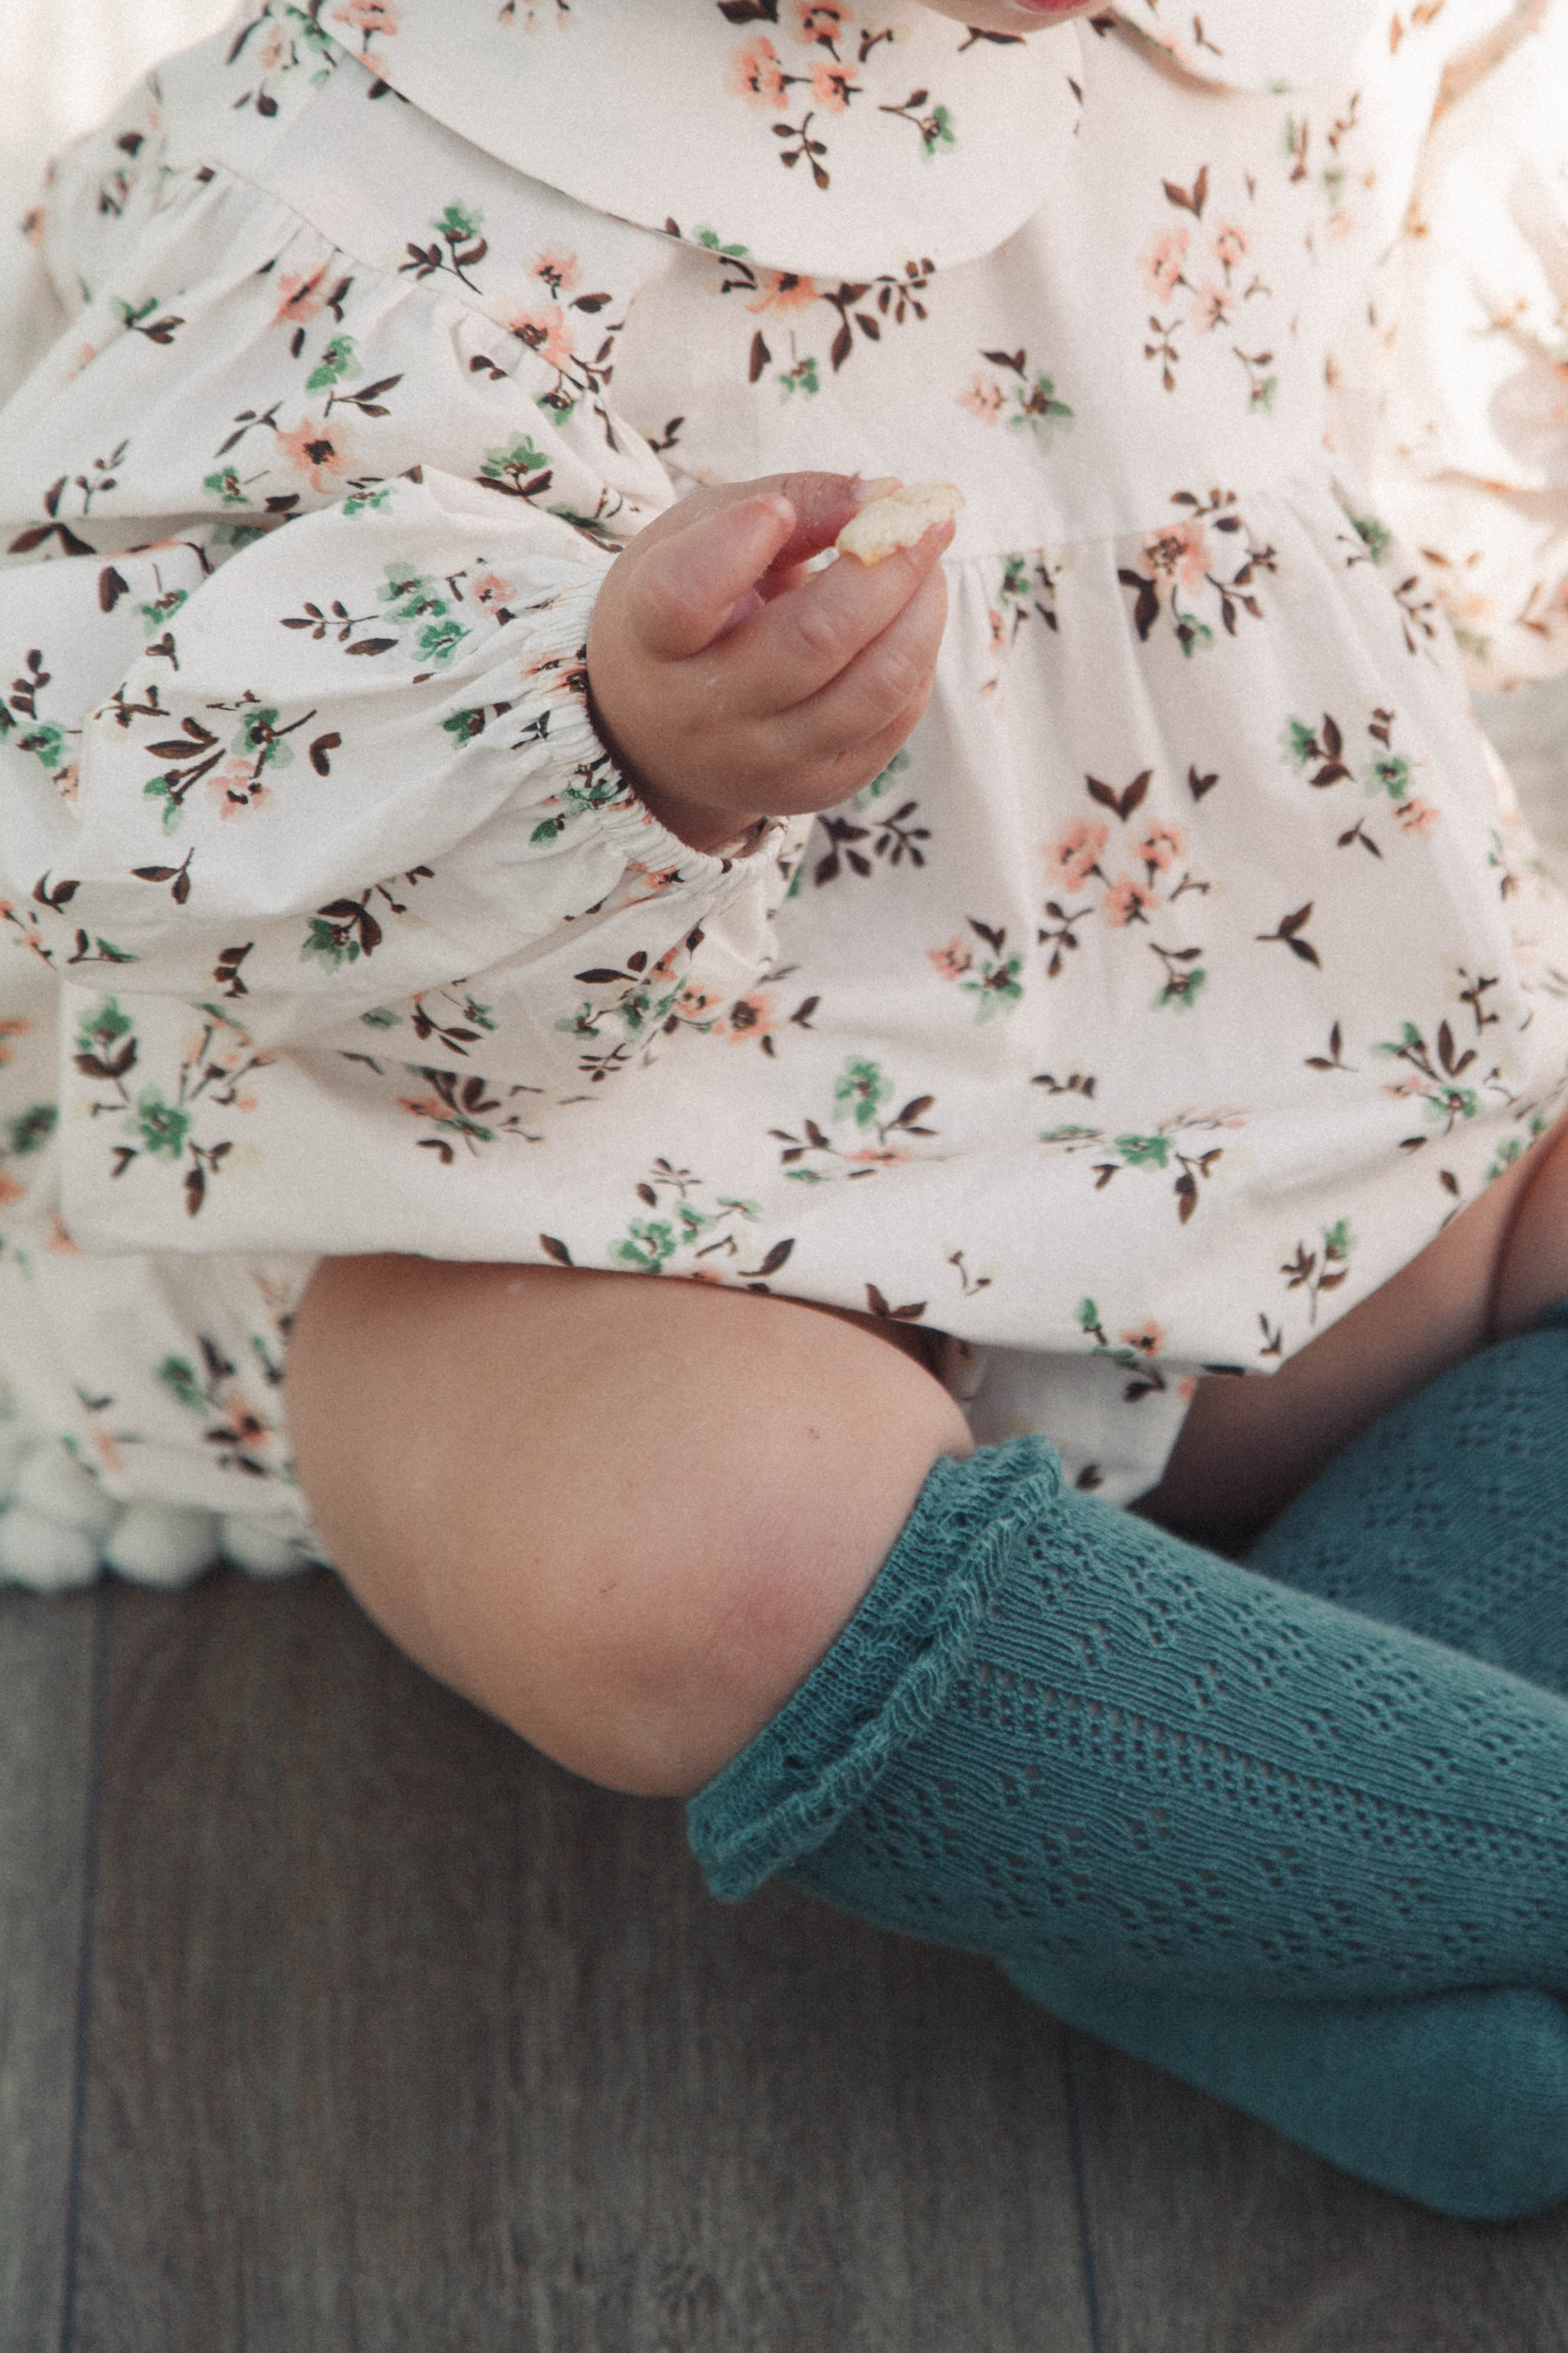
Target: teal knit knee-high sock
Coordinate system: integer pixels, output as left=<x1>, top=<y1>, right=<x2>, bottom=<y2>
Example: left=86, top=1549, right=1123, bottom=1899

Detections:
left=687, top=1433, right=1568, bottom=2215
left=691, top=1436, right=1568, bottom=1998
left=1245, top=1302, right=1568, bottom=1682
left=1007, top=1308, right=1568, bottom=2219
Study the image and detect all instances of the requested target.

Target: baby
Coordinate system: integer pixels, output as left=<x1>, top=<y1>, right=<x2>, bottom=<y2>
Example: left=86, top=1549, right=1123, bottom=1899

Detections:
left=6, top=0, right=1568, bottom=2218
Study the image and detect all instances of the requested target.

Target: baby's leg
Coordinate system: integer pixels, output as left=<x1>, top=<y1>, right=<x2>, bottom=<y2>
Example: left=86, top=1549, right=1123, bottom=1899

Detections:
left=1145, top=1104, right=1568, bottom=1550
left=289, top=1248, right=1568, bottom=2217
left=285, top=1257, right=971, bottom=1796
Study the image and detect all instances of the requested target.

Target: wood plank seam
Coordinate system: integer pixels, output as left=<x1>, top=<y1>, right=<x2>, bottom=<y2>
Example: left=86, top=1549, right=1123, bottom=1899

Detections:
left=56, top=1585, right=111, bottom=2353
left=1061, top=2034, right=1107, bottom=2353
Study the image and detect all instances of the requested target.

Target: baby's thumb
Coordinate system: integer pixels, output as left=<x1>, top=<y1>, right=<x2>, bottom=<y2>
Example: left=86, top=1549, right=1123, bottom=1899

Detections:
left=635, top=493, right=797, bottom=659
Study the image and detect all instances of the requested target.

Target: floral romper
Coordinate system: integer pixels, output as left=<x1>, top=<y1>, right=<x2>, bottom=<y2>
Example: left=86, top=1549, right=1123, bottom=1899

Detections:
left=1, top=0, right=1566, bottom=1575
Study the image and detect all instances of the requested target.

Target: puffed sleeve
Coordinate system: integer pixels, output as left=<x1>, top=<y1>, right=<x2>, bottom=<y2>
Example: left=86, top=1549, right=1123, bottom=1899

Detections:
left=0, top=107, right=803, bottom=1255
left=1363, top=0, right=1568, bottom=690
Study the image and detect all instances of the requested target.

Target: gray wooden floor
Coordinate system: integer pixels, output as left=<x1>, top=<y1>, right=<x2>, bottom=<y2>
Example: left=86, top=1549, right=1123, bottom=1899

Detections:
left=7, top=1566, right=1568, bottom=2353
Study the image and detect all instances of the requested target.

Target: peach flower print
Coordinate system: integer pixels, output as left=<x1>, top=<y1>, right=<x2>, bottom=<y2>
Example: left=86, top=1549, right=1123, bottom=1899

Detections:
left=1191, top=281, right=1230, bottom=334
left=1142, top=520, right=1210, bottom=591
left=396, top=1092, right=446, bottom=1121
left=330, top=0, right=400, bottom=48
left=729, top=35, right=790, bottom=110
left=719, top=992, right=775, bottom=1045
left=673, top=980, right=727, bottom=1023
left=1142, top=225, right=1190, bottom=299
left=1132, top=820, right=1184, bottom=872
left=928, top=938, right=974, bottom=981
left=747, top=269, right=819, bottom=317
left=258, top=24, right=291, bottom=73
left=52, top=763, right=79, bottom=804
left=275, top=415, right=354, bottom=491
left=0, top=1018, right=27, bottom=1064
left=1046, top=819, right=1110, bottom=888
left=511, top=304, right=574, bottom=370
left=1211, top=221, right=1248, bottom=271
left=206, top=762, right=271, bottom=822
left=1395, top=796, right=1441, bottom=837
left=46, top=1213, right=81, bottom=1254
left=274, top=268, right=329, bottom=327
left=957, top=372, right=1005, bottom=425
left=811, top=63, right=858, bottom=112
left=91, top=1427, right=127, bottom=1476
left=792, top=0, right=849, bottom=42
left=472, top=572, right=517, bottom=610
left=532, top=248, right=581, bottom=297
left=1102, top=875, right=1159, bottom=928
left=0, top=1173, right=24, bottom=1209
left=1121, top=1318, right=1166, bottom=1357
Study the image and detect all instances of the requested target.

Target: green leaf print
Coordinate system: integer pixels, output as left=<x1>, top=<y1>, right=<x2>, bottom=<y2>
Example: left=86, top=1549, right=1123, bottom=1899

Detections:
left=232, top=707, right=294, bottom=773
left=203, top=467, right=253, bottom=508
left=777, top=356, right=821, bottom=401
left=132, top=1089, right=191, bottom=1161
left=613, top=1219, right=677, bottom=1273
left=1007, top=374, right=1074, bottom=447
left=478, top=434, right=553, bottom=500
left=851, top=750, right=911, bottom=812
left=834, top=1057, right=893, bottom=1130
left=1113, top=1134, right=1171, bottom=1170
left=1364, top=751, right=1413, bottom=804
left=342, top=483, right=396, bottom=519
left=305, top=334, right=359, bottom=392
left=301, top=918, right=361, bottom=973
left=693, top=227, right=752, bottom=259
left=1372, top=1018, right=1481, bottom=1131
left=157, top=1354, right=204, bottom=1414
left=8, top=1104, right=56, bottom=1156
left=75, top=996, right=132, bottom=1062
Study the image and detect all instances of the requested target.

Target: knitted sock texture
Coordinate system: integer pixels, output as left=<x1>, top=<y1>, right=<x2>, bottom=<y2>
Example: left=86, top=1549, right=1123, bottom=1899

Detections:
left=688, top=1434, right=1568, bottom=2001
left=1246, top=1302, right=1568, bottom=1682
left=1004, top=1961, right=1568, bottom=2222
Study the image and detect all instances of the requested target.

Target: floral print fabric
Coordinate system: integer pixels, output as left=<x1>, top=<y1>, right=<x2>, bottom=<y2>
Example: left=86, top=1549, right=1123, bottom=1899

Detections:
left=1, top=0, right=1566, bottom=1555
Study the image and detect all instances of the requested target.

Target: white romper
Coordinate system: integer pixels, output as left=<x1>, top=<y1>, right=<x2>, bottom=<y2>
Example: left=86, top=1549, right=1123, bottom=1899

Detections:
left=1, top=0, right=1566, bottom=1578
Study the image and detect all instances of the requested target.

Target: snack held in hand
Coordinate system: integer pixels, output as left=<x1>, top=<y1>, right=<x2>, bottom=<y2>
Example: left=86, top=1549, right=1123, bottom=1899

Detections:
left=836, top=481, right=965, bottom=565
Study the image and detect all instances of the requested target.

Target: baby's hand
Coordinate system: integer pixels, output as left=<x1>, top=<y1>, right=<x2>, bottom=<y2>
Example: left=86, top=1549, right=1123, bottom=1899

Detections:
left=586, top=472, right=952, bottom=854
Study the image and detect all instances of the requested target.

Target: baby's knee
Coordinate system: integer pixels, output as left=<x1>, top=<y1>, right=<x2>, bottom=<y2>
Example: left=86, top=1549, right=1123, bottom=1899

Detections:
left=289, top=1258, right=972, bottom=1799
left=450, top=1343, right=970, bottom=1798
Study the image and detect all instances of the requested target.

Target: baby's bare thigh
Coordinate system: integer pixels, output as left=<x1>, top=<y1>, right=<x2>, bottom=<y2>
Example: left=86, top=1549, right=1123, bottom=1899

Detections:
left=284, top=1256, right=971, bottom=1794
left=1144, top=1110, right=1568, bottom=1550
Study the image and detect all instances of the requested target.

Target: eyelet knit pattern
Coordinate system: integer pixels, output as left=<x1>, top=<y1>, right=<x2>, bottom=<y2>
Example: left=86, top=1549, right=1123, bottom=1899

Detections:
left=689, top=1432, right=1568, bottom=2003
left=1245, top=1302, right=1568, bottom=1683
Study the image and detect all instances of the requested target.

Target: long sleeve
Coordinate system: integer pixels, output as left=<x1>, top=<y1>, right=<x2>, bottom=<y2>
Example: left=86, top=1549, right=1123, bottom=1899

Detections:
left=1362, top=0, right=1568, bottom=690
left=0, top=57, right=801, bottom=1254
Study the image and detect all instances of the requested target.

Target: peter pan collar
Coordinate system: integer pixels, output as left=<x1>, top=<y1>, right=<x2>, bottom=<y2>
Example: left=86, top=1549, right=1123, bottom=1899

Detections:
left=320, top=0, right=1383, bottom=278
left=321, top=0, right=1090, bottom=276
left=1110, top=0, right=1382, bottom=91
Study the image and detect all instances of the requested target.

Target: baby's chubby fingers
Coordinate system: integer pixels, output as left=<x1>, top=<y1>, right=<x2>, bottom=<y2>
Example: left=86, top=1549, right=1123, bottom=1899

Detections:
left=716, top=514, right=954, bottom=718
left=775, top=557, right=949, bottom=760
left=613, top=471, right=881, bottom=660
left=625, top=493, right=798, bottom=661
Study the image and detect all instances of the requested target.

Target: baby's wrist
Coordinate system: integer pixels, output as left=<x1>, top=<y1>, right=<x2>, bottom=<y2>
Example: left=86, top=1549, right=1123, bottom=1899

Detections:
left=632, top=772, right=771, bottom=858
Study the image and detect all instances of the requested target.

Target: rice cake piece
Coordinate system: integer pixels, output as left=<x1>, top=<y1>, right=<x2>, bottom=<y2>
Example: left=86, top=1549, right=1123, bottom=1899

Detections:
left=836, top=480, right=964, bottom=564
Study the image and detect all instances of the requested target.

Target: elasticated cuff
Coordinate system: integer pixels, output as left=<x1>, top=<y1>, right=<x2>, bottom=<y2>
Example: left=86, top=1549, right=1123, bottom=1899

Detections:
left=686, top=1435, right=1061, bottom=1902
